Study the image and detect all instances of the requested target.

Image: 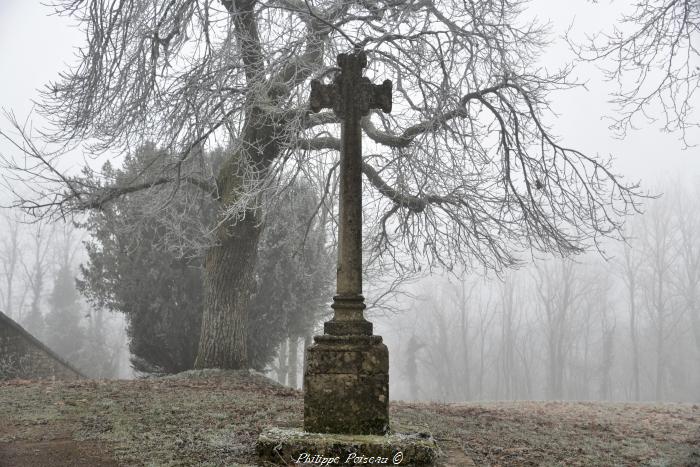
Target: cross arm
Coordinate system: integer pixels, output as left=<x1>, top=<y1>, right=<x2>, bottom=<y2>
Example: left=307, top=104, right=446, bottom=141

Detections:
left=309, top=51, right=393, bottom=117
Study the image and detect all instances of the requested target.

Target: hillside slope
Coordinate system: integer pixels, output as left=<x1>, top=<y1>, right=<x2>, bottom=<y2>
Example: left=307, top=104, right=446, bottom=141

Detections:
left=1, top=370, right=698, bottom=466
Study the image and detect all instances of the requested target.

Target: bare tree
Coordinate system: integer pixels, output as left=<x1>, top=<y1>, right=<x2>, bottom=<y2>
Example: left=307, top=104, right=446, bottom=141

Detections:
left=571, top=0, right=700, bottom=145
left=276, top=339, right=288, bottom=385
left=423, top=294, right=457, bottom=401
left=497, top=274, right=520, bottom=400
left=474, top=291, right=496, bottom=400
left=1, top=0, right=640, bottom=369
left=617, top=222, right=644, bottom=400
left=451, top=277, right=477, bottom=401
left=0, top=211, right=24, bottom=319
left=639, top=195, right=678, bottom=400
left=533, top=258, right=584, bottom=400
left=672, top=183, right=700, bottom=386
left=514, top=319, right=535, bottom=399
left=587, top=263, right=616, bottom=401
left=20, top=220, right=55, bottom=340
left=403, top=333, right=424, bottom=401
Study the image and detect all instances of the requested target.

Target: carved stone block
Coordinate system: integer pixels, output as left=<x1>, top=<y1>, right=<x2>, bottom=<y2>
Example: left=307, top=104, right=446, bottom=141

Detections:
left=304, top=335, right=389, bottom=435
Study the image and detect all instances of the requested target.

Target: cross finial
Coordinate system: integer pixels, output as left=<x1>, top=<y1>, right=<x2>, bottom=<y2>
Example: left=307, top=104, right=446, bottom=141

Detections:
left=310, top=50, right=392, bottom=119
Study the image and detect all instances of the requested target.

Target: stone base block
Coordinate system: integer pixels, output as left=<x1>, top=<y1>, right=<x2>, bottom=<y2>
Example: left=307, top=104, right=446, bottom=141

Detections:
left=304, top=335, right=389, bottom=435
left=256, top=427, right=438, bottom=466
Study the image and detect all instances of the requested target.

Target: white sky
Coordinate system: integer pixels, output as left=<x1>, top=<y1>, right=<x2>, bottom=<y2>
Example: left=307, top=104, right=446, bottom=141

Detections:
left=0, top=0, right=698, bottom=195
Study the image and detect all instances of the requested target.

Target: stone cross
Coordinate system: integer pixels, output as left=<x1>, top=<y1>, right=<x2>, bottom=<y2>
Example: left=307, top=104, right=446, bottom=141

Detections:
left=303, top=50, right=393, bottom=435
left=309, top=50, right=392, bottom=336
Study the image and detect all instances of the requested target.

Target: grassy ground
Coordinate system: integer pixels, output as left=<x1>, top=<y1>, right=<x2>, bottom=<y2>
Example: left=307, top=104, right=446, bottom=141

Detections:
left=0, top=370, right=698, bottom=466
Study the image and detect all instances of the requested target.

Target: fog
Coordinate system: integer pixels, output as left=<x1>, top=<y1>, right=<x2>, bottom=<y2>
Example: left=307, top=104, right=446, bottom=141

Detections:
left=375, top=183, right=700, bottom=403
left=1, top=1, right=699, bottom=402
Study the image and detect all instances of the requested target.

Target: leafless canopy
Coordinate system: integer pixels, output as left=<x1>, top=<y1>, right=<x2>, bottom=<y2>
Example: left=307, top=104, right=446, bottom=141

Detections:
left=1, top=0, right=641, bottom=273
left=570, top=0, right=700, bottom=146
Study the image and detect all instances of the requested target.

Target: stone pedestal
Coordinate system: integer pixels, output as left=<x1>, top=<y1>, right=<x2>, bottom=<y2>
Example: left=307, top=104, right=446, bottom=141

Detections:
left=304, top=334, right=389, bottom=435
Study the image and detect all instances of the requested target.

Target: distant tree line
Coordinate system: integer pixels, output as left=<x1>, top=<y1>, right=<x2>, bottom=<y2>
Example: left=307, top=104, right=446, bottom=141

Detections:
left=0, top=216, right=121, bottom=379
left=393, top=180, right=700, bottom=403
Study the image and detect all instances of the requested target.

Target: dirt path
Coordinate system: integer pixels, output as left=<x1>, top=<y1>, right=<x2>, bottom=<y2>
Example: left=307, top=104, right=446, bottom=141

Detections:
left=436, top=438, right=477, bottom=466
left=0, top=412, right=119, bottom=467
left=0, top=438, right=119, bottom=467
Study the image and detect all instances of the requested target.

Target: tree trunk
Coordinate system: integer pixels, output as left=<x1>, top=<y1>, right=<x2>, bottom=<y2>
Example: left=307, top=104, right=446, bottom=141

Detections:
left=655, top=311, right=665, bottom=401
left=460, top=296, right=471, bottom=400
left=600, top=327, right=614, bottom=401
left=277, top=337, right=288, bottom=385
left=692, top=306, right=700, bottom=393
left=287, top=335, right=298, bottom=389
left=546, top=330, right=556, bottom=399
left=194, top=212, right=262, bottom=369
left=581, top=316, right=591, bottom=400
left=629, top=280, right=640, bottom=401
left=519, top=340, right=532, bottom=399
left=478, top=329, right=486, bottom=400
left=654, top=256, right=666, bottom=401
left=193, top=92, right=279, bottom=369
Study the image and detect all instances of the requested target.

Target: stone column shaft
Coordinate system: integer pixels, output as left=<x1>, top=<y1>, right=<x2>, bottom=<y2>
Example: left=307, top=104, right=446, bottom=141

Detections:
left=336, top=105, right=363, bottom=300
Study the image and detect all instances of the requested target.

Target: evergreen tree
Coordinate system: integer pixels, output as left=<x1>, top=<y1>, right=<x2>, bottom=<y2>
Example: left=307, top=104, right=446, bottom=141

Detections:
left=249, top=182, right=333, bottom=370
left=78, top=146, right=206, bottom=374
left=77, top=308, right=121, bottom=379
left=21, top=222, right=53, bottom=342
left=78, top=145, right=332, bottom=373
left=45, top=263, right=84, bottom=363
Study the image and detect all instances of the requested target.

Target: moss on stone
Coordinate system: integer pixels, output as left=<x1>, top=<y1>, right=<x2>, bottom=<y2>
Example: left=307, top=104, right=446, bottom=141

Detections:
left=304, top=337, right=390, bottom=435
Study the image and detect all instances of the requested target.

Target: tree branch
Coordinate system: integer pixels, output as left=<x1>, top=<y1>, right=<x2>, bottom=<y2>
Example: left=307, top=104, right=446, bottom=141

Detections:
left=78, top=175, right=217, bottom=210
left=361, top=159, right=446, bottom=213
left=361, top=81, right=509, bottom=147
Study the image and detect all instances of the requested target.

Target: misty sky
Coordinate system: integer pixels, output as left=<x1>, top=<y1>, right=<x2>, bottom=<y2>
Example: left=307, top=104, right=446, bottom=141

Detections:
left=1, top=1, right=698, bottom=193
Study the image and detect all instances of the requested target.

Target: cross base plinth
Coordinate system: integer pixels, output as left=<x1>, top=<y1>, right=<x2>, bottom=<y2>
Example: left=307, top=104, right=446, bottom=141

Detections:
left=303, top=334, right=389, bottom=435
left=256, top=428, right=438, bottom=466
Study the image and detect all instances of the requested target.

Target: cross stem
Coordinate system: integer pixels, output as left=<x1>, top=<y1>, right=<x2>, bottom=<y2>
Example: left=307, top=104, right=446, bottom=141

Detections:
left=309, top=50, right=391, bottom=336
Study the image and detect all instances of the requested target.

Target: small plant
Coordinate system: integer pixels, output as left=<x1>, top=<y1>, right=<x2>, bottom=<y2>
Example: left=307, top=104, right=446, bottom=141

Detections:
left=0, top=353, right=31, bottom=380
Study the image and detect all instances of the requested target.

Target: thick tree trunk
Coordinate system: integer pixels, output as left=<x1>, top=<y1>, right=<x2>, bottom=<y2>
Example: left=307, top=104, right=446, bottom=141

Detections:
left=192, top=65, right=280, bottom=369
left=190, top=0, right=284, bottom=370
left=194, top=212, right=262, bottom=369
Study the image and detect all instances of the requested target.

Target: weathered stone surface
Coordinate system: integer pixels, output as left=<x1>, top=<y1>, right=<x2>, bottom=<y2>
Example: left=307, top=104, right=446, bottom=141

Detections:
left=256, top=427, right=438, bottom=466
left=324, top=317, right=373, bottom=336
left=303, top=50, right=393, bottom=437
left=304, top=336, right=389, bottom=435
left=306, top=336, right=388, bottom=374
left=324, top=295, right=373, bottom=336
left=0, top=310, right=83, bottom=380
